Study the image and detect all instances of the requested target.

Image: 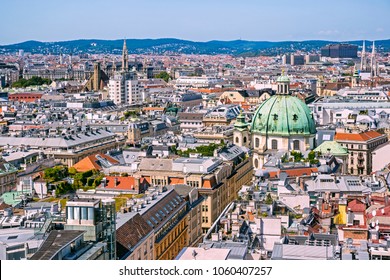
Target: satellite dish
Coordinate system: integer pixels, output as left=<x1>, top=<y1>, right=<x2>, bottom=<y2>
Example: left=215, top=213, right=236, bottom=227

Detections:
left=372, top=210, right=377, bottom=217
left=371, top=222, right=375, bottom=227
left=375, top=225, right=379, bottom=231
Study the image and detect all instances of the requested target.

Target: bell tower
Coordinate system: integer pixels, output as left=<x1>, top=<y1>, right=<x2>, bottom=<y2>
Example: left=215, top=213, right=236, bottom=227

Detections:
left=233, top=112, right=249, bottom=148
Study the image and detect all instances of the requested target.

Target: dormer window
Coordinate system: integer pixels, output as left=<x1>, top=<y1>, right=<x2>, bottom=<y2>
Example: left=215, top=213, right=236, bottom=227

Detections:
left=273, top=114, right=278, bottom=121
left=293, top=114, right=298, bottom=121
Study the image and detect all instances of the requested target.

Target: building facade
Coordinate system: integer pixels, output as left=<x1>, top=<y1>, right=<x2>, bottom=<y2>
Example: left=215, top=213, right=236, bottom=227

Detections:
left=334, top=130, right=388, bottom=175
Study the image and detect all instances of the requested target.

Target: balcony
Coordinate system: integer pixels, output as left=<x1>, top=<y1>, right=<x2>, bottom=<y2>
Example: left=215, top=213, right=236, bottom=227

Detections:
left=357, top=162, right=365, bottom=168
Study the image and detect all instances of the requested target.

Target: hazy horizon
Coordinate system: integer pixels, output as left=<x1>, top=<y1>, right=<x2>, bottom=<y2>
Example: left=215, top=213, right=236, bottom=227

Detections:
left=3, top=37, right=390, bottom=46
left=1, top=0, right=389, bottom=45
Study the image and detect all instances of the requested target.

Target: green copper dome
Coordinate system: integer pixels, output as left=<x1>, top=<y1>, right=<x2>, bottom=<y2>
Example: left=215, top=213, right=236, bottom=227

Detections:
left=250, top=95, right=316, bottom=136
left=276, top=75, right=290, bottom=83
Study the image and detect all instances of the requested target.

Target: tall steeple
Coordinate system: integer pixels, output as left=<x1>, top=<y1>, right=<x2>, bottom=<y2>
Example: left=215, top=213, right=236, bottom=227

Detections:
left=371, top=41, right=376, bottom=77
left=360, top=40, right=366, bottom=71
left=122, top=39, right=128, bottom=72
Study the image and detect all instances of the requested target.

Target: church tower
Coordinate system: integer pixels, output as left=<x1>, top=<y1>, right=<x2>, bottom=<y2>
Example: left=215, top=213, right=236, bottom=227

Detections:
left=360, top=40, right=366, bottom=71
left=122, top=39, right=129, bottom=72
left=370, top=41, right=377, bottom=77
left=233, top=112, right=250, bottom=148
left=352, top=66, right=360, bottom=87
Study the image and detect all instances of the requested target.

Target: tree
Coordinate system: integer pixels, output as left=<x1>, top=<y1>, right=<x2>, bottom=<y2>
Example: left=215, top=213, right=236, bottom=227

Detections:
left=174, top=142, right=226, bottom=157
left=55, top=181, right=74, bottom=196
left=12, top=76, right=52, bottom=88
left=265, top=193, right=273, bottom=205
left=154, top=71, right=171, bottom=82
left=68, top=167, right=78, bottom=176
left=290, top=151, right=303, bottom=162
left=307, top=151, right=320, bottom=165
left=43, top=166, right=68, bottom=182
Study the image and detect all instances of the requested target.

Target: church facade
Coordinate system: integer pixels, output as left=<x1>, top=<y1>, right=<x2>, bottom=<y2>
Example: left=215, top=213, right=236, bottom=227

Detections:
left=234, top=74, right=317, bottom=170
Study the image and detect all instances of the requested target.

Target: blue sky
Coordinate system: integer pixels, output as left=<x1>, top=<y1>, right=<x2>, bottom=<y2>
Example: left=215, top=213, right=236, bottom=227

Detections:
left=1, top=0, right=389, bottom=44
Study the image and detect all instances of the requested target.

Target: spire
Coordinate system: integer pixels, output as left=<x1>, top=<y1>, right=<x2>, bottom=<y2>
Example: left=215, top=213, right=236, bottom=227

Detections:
left=122, top=38, right=128, bottom=72
left=360, top=40, right=366, bottom=71
left=371, top=41, right=376, bottom=77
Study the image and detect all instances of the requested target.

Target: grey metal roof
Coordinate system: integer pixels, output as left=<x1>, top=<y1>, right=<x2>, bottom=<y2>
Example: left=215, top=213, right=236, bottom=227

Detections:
left=210, top=242, right=247, bottom=260
left=139, top=158, right=173, bottom=171
left=271, top=243, right=334, bottom=260
left=30, top=230, right=85, bottom=260
left=0, top=130, right=115, bottom=149
left=306, top=174, right=370, bottom=193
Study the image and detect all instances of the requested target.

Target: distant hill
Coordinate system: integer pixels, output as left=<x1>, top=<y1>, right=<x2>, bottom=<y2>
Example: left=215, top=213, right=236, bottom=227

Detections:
left=1, top=38, right=390, bottom=56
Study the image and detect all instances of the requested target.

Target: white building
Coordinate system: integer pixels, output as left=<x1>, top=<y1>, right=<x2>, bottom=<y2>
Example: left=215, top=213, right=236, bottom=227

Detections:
left=175, top=76, right=221, bottom=89
left=310, top=96, right=390, bottom=126
left=108, top=72, right=141, bottom=105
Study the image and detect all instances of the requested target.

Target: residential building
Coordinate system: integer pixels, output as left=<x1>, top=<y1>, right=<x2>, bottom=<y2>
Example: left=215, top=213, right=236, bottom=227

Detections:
left=108, top=72, right=141, bottom=105
left=0, top=129, right=126, bottom=167
left=290, top=54, right=305, bottom=66
left=334, top=130, right=388, bottom=175
left=0, top=159, right=18, bottom=195
left=116, top=213, right=155, bottom=260
left=178, top=112, right=204, bottom=131
left=136, top=151, right=252, bottom=232
left=116, top=188, right=189, bottom=260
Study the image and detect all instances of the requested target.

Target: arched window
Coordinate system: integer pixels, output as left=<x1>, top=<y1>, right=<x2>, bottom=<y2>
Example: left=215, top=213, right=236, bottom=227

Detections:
left=255, top=138, right=260, bottom=148
left=293, top=140, right=300, bottom=150
left=243, top=136, right=247, bottom=143
left=254, top=158, right=259, bottom=169
left=235, top=136, right=239, bottom=144
left=271, top=139, right=278, bottom=150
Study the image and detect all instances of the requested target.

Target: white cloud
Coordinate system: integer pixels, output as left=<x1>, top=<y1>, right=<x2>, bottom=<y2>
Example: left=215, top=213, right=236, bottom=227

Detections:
left=318, top=30, right=340, bottom=36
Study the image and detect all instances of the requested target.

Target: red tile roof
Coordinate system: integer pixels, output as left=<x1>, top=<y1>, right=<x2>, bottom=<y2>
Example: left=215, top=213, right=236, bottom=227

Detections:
left=347, top=199, right=366, bottom=212
left=72, top=153, right=119, bottom=172
left=102, top=176, right=149, bottom=192
left=367, top=205, right=390, bottom=219
left=104, top=176, right=136, bottom=190
left=142, top=107, right=164, bottom=111
left=268, top=167, right=318, bottom=179
left=334, top=130, right=383, bottom=142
